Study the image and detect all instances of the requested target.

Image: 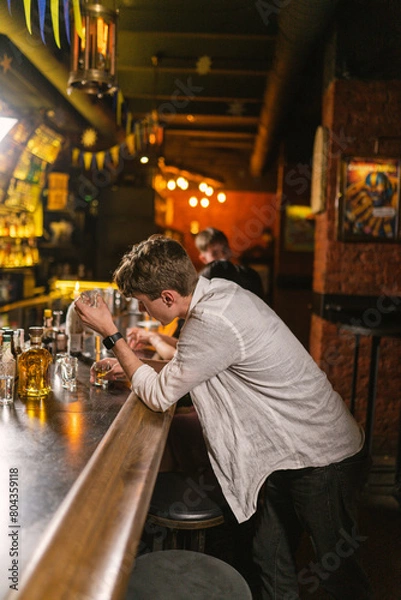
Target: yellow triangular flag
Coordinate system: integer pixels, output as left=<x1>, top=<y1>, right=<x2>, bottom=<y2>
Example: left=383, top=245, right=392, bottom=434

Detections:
left=126, top=111, right=133, bottom=135
left=72, top=148, right=80, bottom=166
left=23, top=0, right=32, bottom=34
left=116, top=90, right=124, bottom=126
left=125, top=134, right=136, bottom=155
left=83, top=152, right=93, bottom=170
left=96, top=152, right=105, bottom=170
left=51, top=0, right=61, bottom=48
left=110, top=145, right=120, bottom=166
left=72, top=0, right=84, bottom=39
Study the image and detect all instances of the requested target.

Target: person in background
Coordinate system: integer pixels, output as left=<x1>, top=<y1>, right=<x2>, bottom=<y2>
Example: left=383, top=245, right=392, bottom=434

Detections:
left=75, top=235, right=372, bottom=600
left=194, top=227, right=265, bottom=299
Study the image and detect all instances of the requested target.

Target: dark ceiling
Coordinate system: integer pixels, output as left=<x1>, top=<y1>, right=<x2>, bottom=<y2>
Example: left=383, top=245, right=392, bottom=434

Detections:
left=0, top=0, right=399, bottom=190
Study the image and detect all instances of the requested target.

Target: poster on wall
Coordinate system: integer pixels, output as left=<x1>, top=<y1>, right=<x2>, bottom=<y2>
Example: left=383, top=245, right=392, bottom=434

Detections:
left=338, top=157, right=400, bottom=242
left=284, top=205, right=315, bottom=252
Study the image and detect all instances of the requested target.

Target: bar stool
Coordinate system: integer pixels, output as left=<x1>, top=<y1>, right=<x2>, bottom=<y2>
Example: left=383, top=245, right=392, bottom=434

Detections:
left=125, top=549, right=253, bottom=599
left=339, top=323, right=401, bottom=502
left=146, top=470, right=226, bottom=552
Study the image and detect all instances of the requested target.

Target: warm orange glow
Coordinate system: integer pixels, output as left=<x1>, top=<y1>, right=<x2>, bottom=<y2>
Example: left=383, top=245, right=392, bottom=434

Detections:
left=97, top=18, right=108, bottom=55
left=190, top=220, right=200, bottom=234
left=65, top=412, right=84, bottom=456
left=81, top=26, right=86, bottom=50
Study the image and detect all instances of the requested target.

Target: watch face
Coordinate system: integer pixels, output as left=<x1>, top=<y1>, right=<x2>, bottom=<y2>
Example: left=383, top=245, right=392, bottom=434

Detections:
left=103, top=332, right=122, bottom=349
left=103, top=337, right=113, bottom=349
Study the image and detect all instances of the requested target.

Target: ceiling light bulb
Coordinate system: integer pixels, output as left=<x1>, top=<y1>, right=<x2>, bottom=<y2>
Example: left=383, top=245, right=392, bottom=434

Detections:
left=177, top=177, right=189, bottom=190
left=205, top=186, right=214, bottom=197
left=200, top=197, right=209, bottom=208
left=140, top=156, right=149, bottom=164
left=199, top=182, right=207, bottom=192
left=189, top=196, right=198, bottom=207
left=190, top=220, right=200, bottom=234
left=167, top=179, right=176, bottom=190
left=217, top=192, right=227, bottom=203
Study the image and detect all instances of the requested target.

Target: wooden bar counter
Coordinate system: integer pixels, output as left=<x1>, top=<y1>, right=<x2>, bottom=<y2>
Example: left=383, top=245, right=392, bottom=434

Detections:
left=0, top=360, right=173, bottom=600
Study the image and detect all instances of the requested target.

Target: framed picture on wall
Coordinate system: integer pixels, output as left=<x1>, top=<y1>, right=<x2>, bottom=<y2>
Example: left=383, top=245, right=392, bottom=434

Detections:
left=338, top=157, right=401, bottom=242
left=284, top=205, right=315, bottom=252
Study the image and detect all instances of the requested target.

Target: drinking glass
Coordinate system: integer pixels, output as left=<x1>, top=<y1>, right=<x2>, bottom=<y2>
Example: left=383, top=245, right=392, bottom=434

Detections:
left=58, top=355, right=78, bottom=391
left=0, top=362, right=15, bottom=405
left=93, top=361, right=112, bottom=389
left=80, top=288, right=102, bottom=308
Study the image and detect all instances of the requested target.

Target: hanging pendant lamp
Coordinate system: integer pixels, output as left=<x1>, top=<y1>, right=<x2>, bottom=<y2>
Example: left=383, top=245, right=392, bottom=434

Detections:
left=67, top=2, right=118, bottom=97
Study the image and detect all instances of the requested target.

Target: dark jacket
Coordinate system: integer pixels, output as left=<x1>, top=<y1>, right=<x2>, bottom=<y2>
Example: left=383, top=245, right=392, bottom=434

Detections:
left=200, top=259, right=265, bottom=299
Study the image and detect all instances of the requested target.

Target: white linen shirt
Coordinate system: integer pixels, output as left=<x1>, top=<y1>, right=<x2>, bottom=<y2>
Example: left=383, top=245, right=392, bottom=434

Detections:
left=131, top=276, right=364, bottom=523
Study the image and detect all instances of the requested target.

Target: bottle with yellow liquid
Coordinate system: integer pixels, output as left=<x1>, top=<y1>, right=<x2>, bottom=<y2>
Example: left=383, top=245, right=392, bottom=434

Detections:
left=18, top=327, right=52, bottom=399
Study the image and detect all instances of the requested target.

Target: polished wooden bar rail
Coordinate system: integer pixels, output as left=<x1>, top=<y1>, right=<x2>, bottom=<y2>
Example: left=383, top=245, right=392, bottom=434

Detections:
left=7, top=385, right=174, bottom=599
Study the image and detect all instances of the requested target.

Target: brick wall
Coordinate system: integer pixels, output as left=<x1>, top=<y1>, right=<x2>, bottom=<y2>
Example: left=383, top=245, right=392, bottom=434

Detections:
left=311, top=79, right=401, bottom=454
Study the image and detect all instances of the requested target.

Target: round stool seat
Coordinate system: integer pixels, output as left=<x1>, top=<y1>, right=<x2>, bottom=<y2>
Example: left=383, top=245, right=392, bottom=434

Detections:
left=149, top=471, right=224, bottom=521
left=126, top=550, right=253, bottom=599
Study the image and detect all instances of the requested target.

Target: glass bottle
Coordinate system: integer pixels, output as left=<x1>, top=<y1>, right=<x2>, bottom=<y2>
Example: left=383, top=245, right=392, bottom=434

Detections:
left=65, top=301, right=84, bottom=356
left=18, top=327, right=52, bottom=399
left=42, top=309, right=55, bottom=355
left=13, top=328, right=25, bottom=378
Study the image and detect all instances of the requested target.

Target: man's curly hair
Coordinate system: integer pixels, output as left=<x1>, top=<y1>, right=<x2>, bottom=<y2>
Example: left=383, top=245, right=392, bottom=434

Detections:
left=113, top=235, right=198, bottom=299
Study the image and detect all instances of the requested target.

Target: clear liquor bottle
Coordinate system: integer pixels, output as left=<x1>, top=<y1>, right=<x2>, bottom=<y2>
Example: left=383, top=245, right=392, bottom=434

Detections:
left=65, top=301, right=83, bottom=356
left=18, top=327, right=52, bottom=399
left=42, top=309, right=55, bottom=355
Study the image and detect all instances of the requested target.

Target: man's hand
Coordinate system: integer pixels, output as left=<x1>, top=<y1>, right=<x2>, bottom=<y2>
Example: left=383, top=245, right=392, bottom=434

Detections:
left=126, top=327, right=153, bottom=349
left=90, top=357, right=128, bottom=384
left=74, top=294, right=117, bottom=338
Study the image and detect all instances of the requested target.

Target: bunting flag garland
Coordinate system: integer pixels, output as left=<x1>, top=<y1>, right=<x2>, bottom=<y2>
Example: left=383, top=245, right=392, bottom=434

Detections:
left=16, top=0, right=83, bottom=45
left=72, top=116, right=164, bottom=172
left=50, top=0, right=61, bottom=48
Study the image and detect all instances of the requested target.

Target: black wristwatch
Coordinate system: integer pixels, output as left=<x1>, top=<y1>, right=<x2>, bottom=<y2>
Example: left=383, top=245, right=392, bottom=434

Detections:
left=102, top=331, right=123, bottom=350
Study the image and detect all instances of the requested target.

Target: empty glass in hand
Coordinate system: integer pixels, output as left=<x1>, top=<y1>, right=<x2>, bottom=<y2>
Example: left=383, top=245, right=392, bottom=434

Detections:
left=79, top=288, right=102, bottom=308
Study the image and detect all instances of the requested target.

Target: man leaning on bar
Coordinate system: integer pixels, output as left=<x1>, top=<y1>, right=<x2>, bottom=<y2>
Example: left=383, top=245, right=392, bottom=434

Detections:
left=75, top=234, right=372, bottom=600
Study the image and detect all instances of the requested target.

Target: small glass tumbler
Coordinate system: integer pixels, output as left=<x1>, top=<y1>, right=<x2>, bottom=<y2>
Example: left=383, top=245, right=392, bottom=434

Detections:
left=58, top=355, right=78, bottom=391
left=0, top=363, right=15, bottom=406
left=79, top=288, right=102, bottom=308
left=93, top=361, right=112, bottom=389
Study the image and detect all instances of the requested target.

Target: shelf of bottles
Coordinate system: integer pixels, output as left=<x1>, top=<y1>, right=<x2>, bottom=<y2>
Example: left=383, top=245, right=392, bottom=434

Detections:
left=0, top=117, right=64, bottom=269
left=0, top=210, right=39, bottom=268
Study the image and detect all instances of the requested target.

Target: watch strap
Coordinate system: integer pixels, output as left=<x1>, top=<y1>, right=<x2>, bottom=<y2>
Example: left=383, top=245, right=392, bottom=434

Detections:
left=102, top=331, right=123, bottom=350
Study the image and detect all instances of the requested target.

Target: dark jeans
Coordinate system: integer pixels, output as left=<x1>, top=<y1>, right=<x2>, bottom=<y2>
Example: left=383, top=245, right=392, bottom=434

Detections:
left=252, top=445, right=372, bottom=599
